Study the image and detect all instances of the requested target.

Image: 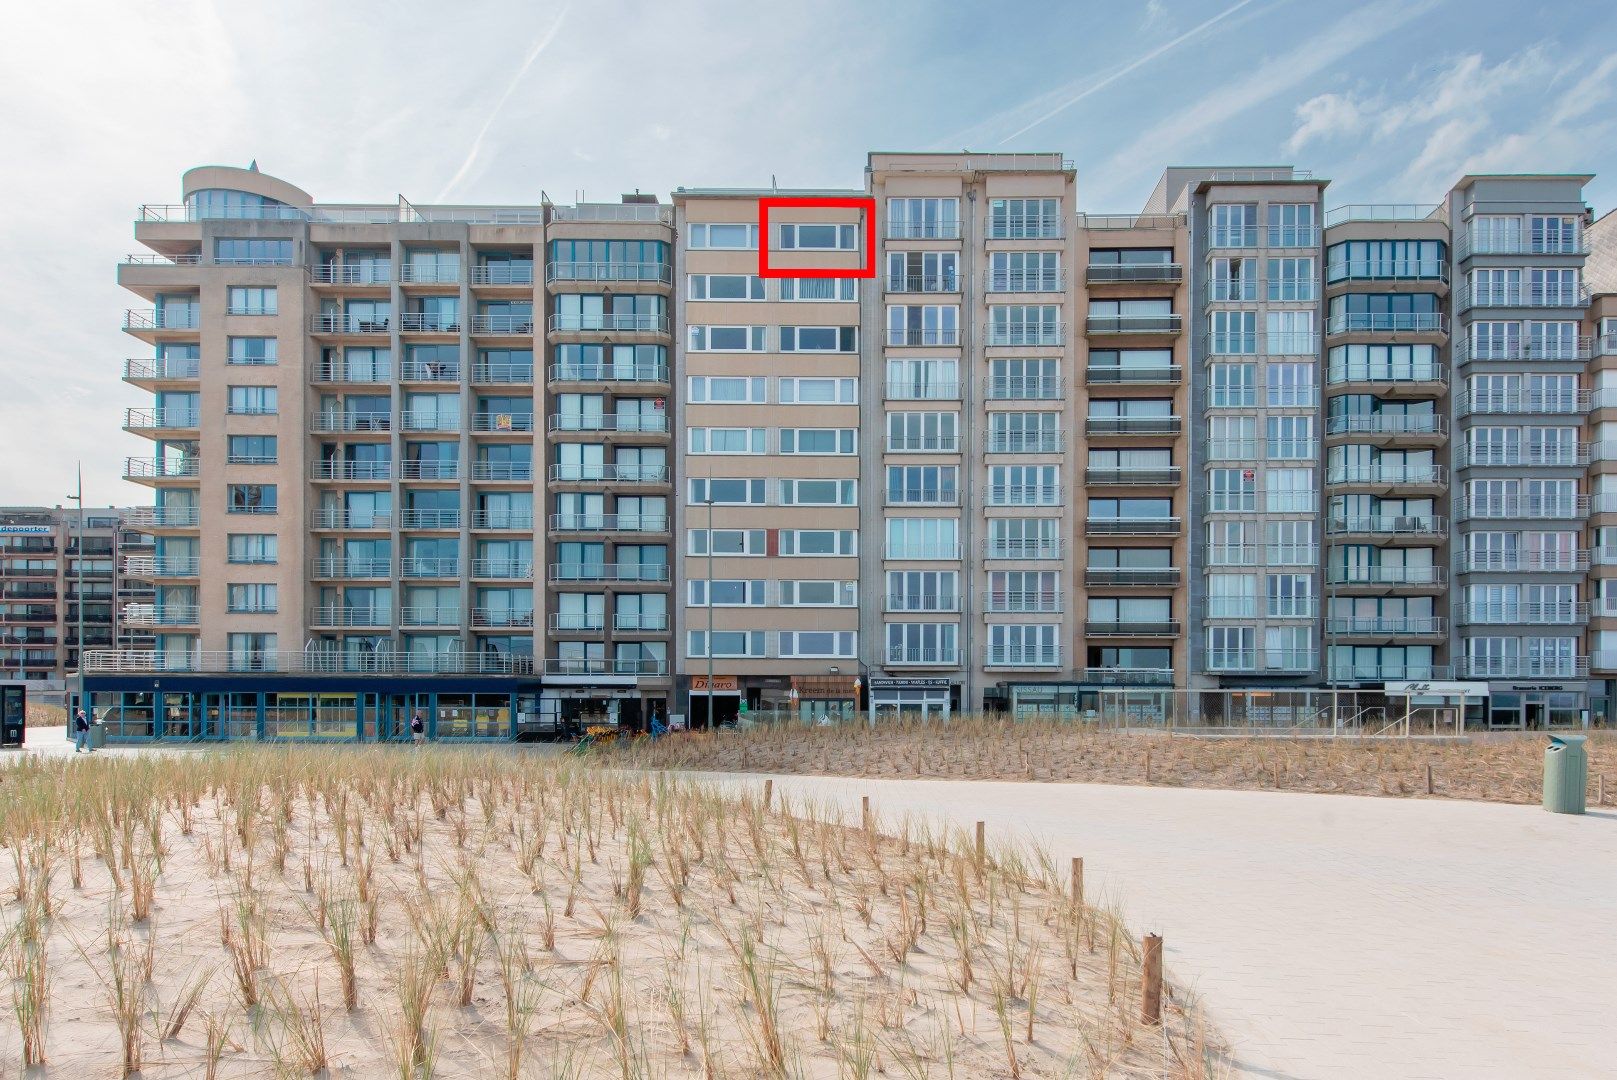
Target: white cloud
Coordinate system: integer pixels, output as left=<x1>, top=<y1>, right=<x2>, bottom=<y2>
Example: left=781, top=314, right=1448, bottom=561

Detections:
left=1284, top=92, right=1372, bottom=154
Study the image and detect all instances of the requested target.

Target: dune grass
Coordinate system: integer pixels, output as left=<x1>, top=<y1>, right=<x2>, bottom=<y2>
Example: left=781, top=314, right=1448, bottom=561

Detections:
left=0, top=746, right=1224, bottom=1077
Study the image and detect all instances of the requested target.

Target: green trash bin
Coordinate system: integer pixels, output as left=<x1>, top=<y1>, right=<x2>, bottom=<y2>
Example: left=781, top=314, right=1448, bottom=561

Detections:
left=87, top=723, right=107, bottom=750
left=1543, top=734, right=1588, bottom=814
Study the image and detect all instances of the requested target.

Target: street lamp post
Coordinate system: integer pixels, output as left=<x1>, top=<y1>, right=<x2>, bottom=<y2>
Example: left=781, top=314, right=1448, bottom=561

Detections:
left=66, top=463, right=85, bottom=716
left=706, top=495, right=715, bottom=730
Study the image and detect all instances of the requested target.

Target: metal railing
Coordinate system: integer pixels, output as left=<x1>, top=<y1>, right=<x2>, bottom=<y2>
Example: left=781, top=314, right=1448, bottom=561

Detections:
left=471, top=511, right=534, bottom=530
left=401, top=415, right=461, bottom=433
left=1324, top=616, right=1446, bottom=635
left=472, top=363, right=535, bottom=384
left=123, top=507, right=200, bottom=528
left=548, top=464, right=669, bottom=484
left=310, top=606, right=392, bottom=628
left=984, top=594, right=1062, bottom=614
left=312, top=461, right=392, bottom=481
left=1455, top=235, right=1588, bottom=259
left=1205, top=650, right=1318, bottom=673
left=400, top=557, right=461, bottom=578
left=398, top=361, right=462, bottom=382
left=1085, top=314, right=1182, bottom=334
left=883, top=595, right=961, bottom=613
left=548, top=364, right=669, bottom=384
left=985, top=646, right=1062, bottom=667
left=1454, top=337, right=1592, bottom=363
left=121, top=556, right=199, bottom=577
left=471, top=412, right=535, bottom=432
left=472, top=314, right=537, bottom=335
left=1325, top=313, right=1447, bottom=334
left=470, top=462, right=534, bottom=482
left=1324, top=414, right=1447, bottom=437
left=1324, top=565, right=1446, bottom=586
left=1322, top=204, right=1439, bottom=225
left=1084, top=567, right=1178, bottom=586
left=85, top=647, right=538, bottom=675
left=1454, top=496, right=1589, bottom=520
left=399, top=313, right=461, bottom=333
left=1084, top=517, right=1180, bottom=535
left=471, top=608, right=535, bottom=628
left=122, top=605, right=201, bottom=627
left=1084, top=366, right=1180, bottom=384
left=124, top=408, right=199, bottom=430
left=986, top=431, right=1064, bottom=453
left=310, top=314, right=391, bottom=334
left=1085, top=264, right=1181, bottom=285
left=311, top=264, right=392, bottom=285
left=311, top=413, right=392, bottom=433
left=311, top=557, right=393, bottom=579
left=1461, top=550, right=1589, bottom=573
left=1457, top=389, right=1590, bottom=415
left=1085, top=468, right=1180, bottom=485
left=398, top=461, right=462, bottom=480
left=984, top=540, right=1062, bottom=560
left=1083, top=620, right=1178, bottom=637
left=1327, top=515, right=1447, bottom=535
left=549, top=613, right=604, bottom=631
left=1456, top=445, right=1589, bottom=468
left=988, top=269, right=1068, bottom=291
left=548, top=563, right=670, bottom=582
left=311, top=364, right=392, bottom=384
left=124, top=358, right=199, bottom=380
left=885, top=222, right=963, bottom=240
left=613, top=613, right=669, bottom=632
left=882, top=543, right=962, bottom=560
left=886, top=381, right=961, bottom=400
left=1458, top=602, right=1588, bottom=625
left=397, top=510, right=462, bottom=529
left=1456, top=282, right=1590, bottom=310
left=1084, top=417, right=1181, bottom=435
left=311, top=510, right=393, bottom=530
left=1326, top=465, right=1448, bottom=486
left=985, top=325, right=1065, bottom=347
left=886, top=328, right=961, bottom=347
left=1326, top=363, right=1447, bottom=385
left=123, top=457, right=200, bottom=481
left=550, top=202, right=671, bottom=223
left=1077, top=212, right=1184, bottom=230
left=547, top=413, right=668, bottom=434
left=547, top=313, right=668, bottom=334
left=470, top=264, right=535, bottom=285
left=883, top=647, right=961, bottom=666
left=1456, top=656, right=1589, bottom=678
left=885, top=274, right=961, bottom=293
left=1326, top=663, right=1454, bottom=682
left=471, top=560, right=533, bottom=579
left=548, top=514, right=669, bottom=533
left=124, top=308, right=200, bottom=331
left=540, top=658, right=670, bottom=676
left=1325, top=259, right=1448, bottom=283
left=987, top=485, right=1062, bottom=505
left=545, top=261, right=672, bottom=285
left=885, top=435, right=961, bottom=452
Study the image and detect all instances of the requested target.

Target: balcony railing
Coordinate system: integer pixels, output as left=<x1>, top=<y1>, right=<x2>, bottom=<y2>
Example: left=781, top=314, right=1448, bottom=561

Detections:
left=1081, top=667, right=1174, bottom=686
left=312, top=263, right=392, bottom=285
left=1083, top=621, right=1179, bottom=637
left=547, top=414, right=669, bottom=434
left=123, top=507, right=200, bottom=528
left=122, top=556, right=199, bottom=577
left=398, top=461, right=461, bottom=481
left=1461, top=551, right=1589, bottom=573
left=540, top=658, right=670, bottom=677
left=1327, top=663, right=1454, bottom=683
left=986, top=325, right=1065, bottom=347
left=1084, top=365, right=1181, bottom=385
left=1084, top=567, right=1178, bottom=586
left=472, top=363, right=535, bottom=384
left=987, top=485, right=1062, bottom=505
left=548, top=364, right=669, bottom=384
left=1326, top=364, right=1447, bottom=388
left=1085, top=264, right=1181, bottom=285
left=885, top=274, right=961, bottom=294
left=549, top=612, right=605, bottom=631
left=1454, top=496, right=1588, bottom=520
left=1326, top=465, right=1448, bottom=486
left=984, top=540, right=1062, bottom=560
left=124, top=309, right=200, bottom=331
left=1327, top=515, right=1447, bottom=535
left=311, top=510, right=393, bottom=530
left=311, top=606, right=392, bottom=628
left=1085, top=517, right=1180, bottom=535
left=545, top=261, right=672, bottom=285
left=1454, top=337, right=1592, bottom=364
left=886, top=328, right=960, bottom=347
left=401, top=557, right=461, bottom=578
left=473, top=314, right=537, bottom=335
left=471, top=511, right=534, bottom=530
left=398, top=510, right=462, bottom=529
left=547, top=313, right=668, bottom=334
left=1324, top=414, right=1447, bottom=437
left=982, top=593, right=1061, bottom=614
left=469, top=264, right=535, bottom=286
left=1322, top=204, right=1439, bottom=226
left=124, top=457, right=200, bottom=481
left=471, top=462, right=534, bottom=482
left=1085, top=468, right=1180, bottom=486
left=1458, top=390, right=1590, bottom=415
left=886, top=222, right=962, bottom=240
left=886, top=435, right=961, bottom=452
left=471, top=560, right=533, bottom=579
left=985, top=376, right=1062, bottom=400
left=1456, top=446, right=1589, bottom=468
left=986, top=269, right=1066, bottom=292
left=1085, top=314, right=1182, bottom=335
left=548, top=563, right=671, bottom=583
left=547, top=464, right=669, bottom=484
left=549, top=514, right=669, bottom=533
left=884, top=596, right=961, bottom=613
left=1459, top=602, right=1588, bottom=625
left=1206, top=650, right=1317, bottom=673
left=310, top=314, right=391, bottom=334
left=470, top=608, right=535, bottom=629
left=312, top=460, right=392, bottom=481
left=85, top=647, right=538, bottom=675
left=1325, top=313, right=1447, bottom=335
left=986, top=431, right=1064, bottom=454
left=884, top=647, right=962, bottom=666
left=1325, top=259, right=1449, bottom=283
left=1455, top=235, right=1589, bottom=259
left=1325, top=565, right=1446, bottom=586
left=122, top=605, right=201, bottom=627
left=985, top=646, right=1061, bottom=667
left=124, top=408, right=199, bottom=431
left=1456, top=282, right=1590, bottom=310
left=1084, top=416, right=1181, bottom=436
left=312, top=557, right=393, bottom=579
left=1209, top=226, right=1260, bottom=248
left=399, top=312, right=462, bottom=333
left=471, top=412, right=535, bottom=433
left=883, top=543, right=962, bottom=560
left=398, top=361, right=462, bottom=383
left=613, top=613, right=669, bottom=633
left=1324, top=617, right=1446, bottom=635
left=124, top=358, right=199, bottom=381
left=1456, top=656, right=1588, bottom=679
left=987, top=218, right=1063, bottom=241
left=886, top=381, right=961, bottom=400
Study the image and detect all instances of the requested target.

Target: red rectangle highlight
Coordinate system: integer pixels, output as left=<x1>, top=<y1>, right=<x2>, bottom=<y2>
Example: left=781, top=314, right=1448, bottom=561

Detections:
left=757, top=196, right=877, bottom=278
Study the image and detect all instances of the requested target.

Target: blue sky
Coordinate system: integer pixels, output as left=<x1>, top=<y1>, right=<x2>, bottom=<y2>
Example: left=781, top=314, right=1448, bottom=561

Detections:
left=3, top=0, right=1617, bottom=505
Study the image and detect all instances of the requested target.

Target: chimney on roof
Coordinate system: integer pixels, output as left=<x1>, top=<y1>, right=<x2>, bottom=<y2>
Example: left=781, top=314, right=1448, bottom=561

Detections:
left=621, top=192, right=657, bottom=204
left=248, top=159, right=259, bottom=172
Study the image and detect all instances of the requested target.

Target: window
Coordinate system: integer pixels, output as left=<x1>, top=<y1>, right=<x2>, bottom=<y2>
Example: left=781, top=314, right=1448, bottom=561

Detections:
left=227, top=435, right=277, bottom=464
left=688, top=428, right=766, bottom=455
left=778, top=223, right=858, bottom=250
left=1210, top=311, right=1257, bottom=354
left=779, top=581, right=857, bottom=607
left=886, top=571, right=958, bottom=611
left=687, top=223, right=758, bottom=250
left=688, top=376, right=766, bottom=404
left=227, top=287, right=277, bottom=315
left=1265, top=310, right=1315, bottom=354
left=228, top=633, right=279, bottom=671
left=1207, top=469, right=1257, bottom=513
left=1208, top=626, right=1255, bottom=669
left=688, top=325, right=767, bottom=352
left=886, top=465, right=958, bottom=504
left=227, top=534, right=278, bottom=564
left=1266, top=257, right=1316, bottom=301
left=887, top=198, right=960, bottom=240
left=227, top=583, right=278, bottom=613
left=886, top=518, right=959, bottom=559
left=780, top=377, right=858, bottom=404
left=1267, top=363, right=1315, bottom=407
left=1266, top=415, right=1314, bottom=459
left=1531, top=215, right=1581, bottom=254
left=687, top=630, right=768, bottom=658
left=228, top=337, right=277, bottom=365
left=1266, top=203, right=1316, bottom=247
left=226, top=386, right=278, bottom=415
left=989, top=251, right=1061, bottom=292
left=987, top=623, right=1059, bottom=664
left=1209, top=256, right=1256, bottom=300
left=778, top=631, right=856, bottom=657
left=781, top=326, right=858, bottom=352
left=885, top=621, right=958, bottom=663
left=780, top=479, right=857, bottom=506
left=215, top=238, right=292, bottom=265
left=887, top=305, right=959, bottom=346
left=688, top=478, right=767, bottom=505
left=781, top=278, right=857, bottom=301
left=686, top=529, right=767, bottom=556
left=1210, top=204, right=1257, bottom=247
left=227, top=484, right=277, bottom=514
left=779, top=428, right=855, bottom=455
left=988, top=305, right=1061, bottom=346
left=988, top=198, right=1060, bottom=240
left=887, top=411, right=959, bottom=452
left=687, top=274, right=764, bottom=300
left=687, top=580, right=766, bottom=606
left=990, top=465, right=1061, bottom=505
left=886, top=251, right=959, bottom=292
left=779, top=530, right=857, bottom=556
left=987, top=358, right=1057, bottom=399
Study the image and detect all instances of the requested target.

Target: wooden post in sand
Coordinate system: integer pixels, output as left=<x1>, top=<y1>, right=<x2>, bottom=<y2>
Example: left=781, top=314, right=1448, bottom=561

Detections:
left=1140, top=933, right=1163, bottom=1025
left=763, top=778, right=772, bottom=809
left=1070, top=857, right=1084, bottom=909
left=861, top=795, right=870, bottom=831
left=1425, top=763, right=1434, bottom=795
left=975, top=821, right=985, bottom=870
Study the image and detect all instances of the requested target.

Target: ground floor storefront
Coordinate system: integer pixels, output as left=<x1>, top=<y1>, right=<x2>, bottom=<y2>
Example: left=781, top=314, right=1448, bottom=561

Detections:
left=678, top=674, right=863, bottom=728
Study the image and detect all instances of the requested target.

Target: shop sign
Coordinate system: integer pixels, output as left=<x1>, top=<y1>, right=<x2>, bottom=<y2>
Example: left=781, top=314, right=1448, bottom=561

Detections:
left=869, top=678, right=954, bottom=689
left=1386, top=680, right=1489, bottom=698
left=690, top=675, right=739, bottom=693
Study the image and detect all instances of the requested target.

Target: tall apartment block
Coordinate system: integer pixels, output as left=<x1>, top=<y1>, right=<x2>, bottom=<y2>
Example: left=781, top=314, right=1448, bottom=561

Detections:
left=86, top=158, right=1616, bottom=741
left=0, top=507, right=153, bottom=692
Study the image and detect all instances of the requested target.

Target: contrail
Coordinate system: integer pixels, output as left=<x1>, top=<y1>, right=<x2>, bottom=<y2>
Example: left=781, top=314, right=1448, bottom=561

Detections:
left=435, top=5, right=570, bottom=201
left=998, top=0, right=1259, bottom=144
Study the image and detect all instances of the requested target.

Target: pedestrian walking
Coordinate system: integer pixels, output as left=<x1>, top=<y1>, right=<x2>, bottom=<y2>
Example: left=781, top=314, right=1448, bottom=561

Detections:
left=73, top=709, right=92, bottom=753
left=410, top=711, right=425, bottom=745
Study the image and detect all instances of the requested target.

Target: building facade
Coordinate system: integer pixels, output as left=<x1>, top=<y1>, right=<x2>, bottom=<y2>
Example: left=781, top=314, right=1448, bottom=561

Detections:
left=90, top=159, right=1616, bottom=740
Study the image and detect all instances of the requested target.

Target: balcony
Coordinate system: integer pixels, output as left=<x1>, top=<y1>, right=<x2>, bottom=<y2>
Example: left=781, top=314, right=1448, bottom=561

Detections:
left=1085, top=467, right=1180, bottom=486
left=1080, top=667, right=1174, bottom=686
left=1454, top=337, right=1592, bottom=364
left=548, top=514, right=669, bottom=533
left=1324, top=565, right=1446, bottom=588
left=397, top=265, right=462, bottom=286
left=1322, top=204, right=1440, bottom=226
left=882, top=543, right=962, bottom=560
left=1085, top=314, right=1182, bottom=335
left=986, top=431, right=1064, bottom=454
left=985, top=376, right=1063, bottom=400
left=124, top=457, right=200, bottom=483
left=1084, top=365, right=1181, bottom=385
left=984, top=540, right=1062, bottom=560
left=1325, top=465, right=1448, bottom=489
left=1209, top=226, right=1260, bottom=249
left=82, top=647, right=538, bottom=676
left=471, top=608, right=536, bottom=629
left=1454, top=496, right=1588, bottom=521
left=886, top=328, right=961, bottom=347
left=468, top=264, right=535, bottom=286
left=1326, top=363, right=1447, bottom=391
left=311, top=606, right=392, bottom=628
left=985, top=646, right=1061, bottom=668
left=545, top=261, right=672, bottom=285
left=886, top=381, right=961, bottom=401
left=124, top=408, right=199, bottom=433
left=122, top=605, right=201, bottom=627
left=1456, top=656, right=1589, bottom=679
left=1085, top=517, right=1180, bottom=536
left=1085, top=264, right=1181, bottom=285
left=1084, top=416, right=1181, bottom=436
left=401, top=557, right=461, bottom=579
left=311, top=263, right=392, bottom=286
left=886, top=274, right=961, bottom=294
left=886, top=434, right=961, bottom=453
left=1459, top=602, right=1588, bottom=626
left=400, top=607, right=461, bottom=628
left=1461, top=550, right=1589, bottom=573
left=549, top=612, right=605, bottom=632
left=398, top=461, right=462, bottom=481
left=122, top=556, right=199, bottom=578
left=398, top=510, right=462, bottom=530
left=1456, top=282, right=1590, bottom=311
left=1327, top=663, right=1454, bottom=683
left=884, top=647, right=961, bottom=667
left=1324, top=414, right=1448, bottom=439
left=548, top=563, right=671, bottom=583
left=1206, top=650, right=1318, bottom=674
left=886, top=222, right=962, bottom=241
left=401, top=415, right=461, bottom=434
left=1455, top=235, right=1589, bottom=260
left=884, top=596, right=961, bottom=613
left=124, top=309, right=200, bottom=333
left=312, top=461, right=393, bottom=482
left=1458, top=389, right=1590, bottom=415
left=984, top=594, right=1062, bottom=614
left=1083, top=621, right=1179, bottom=637
left=548, top=364, right=670, bottom=386
left=540, top=658, right=670, bottom=677
left=399, top=313, right=462, bottom=334
left=471, top=511, right=534, bottom=531
left=1456, top=446, right=1589, bottom=469
left=312, top=558, right=393, bottom=580
left=613, top=613, right=669, bottom=633
left=547, top=313, right=668, bottom=335
left=471, top=412, right=535, bottom=433
left=986, top=484, right=1061, bottom=506
left=311, top=510, right=392, bottom=530
left=1084, top=567, right=1179, bottom=587
left=124, top=357, right=199, bottom=382
left=985, top=325, right=1065, bottom=348
left=1325, top=313, right=1448, bottom=335
left=472, top=363, right=536, bottom=384
left=398, top=361, right=462, bottom=383
left=471, top=559, right=533, bottom=579
left=548, top=413, right=669, bottom=435
left=1325, top=259, right=1449, bottom=284
left=547, top=464, right=670, bottom=484
left=311, top=413, right=392, bottom=434
left=1324, top=617, right=1446, bottom=636
left=473, top=314, right=537, bottom=336
left=987, top=218, right=1063, bottom=241
left=471, top=462, right=534, bottom=482
left=123, top=507, right=200, bottom=529
left=1327, top=515, right=1446, bottom=537
left=310, top=314, right=391, bottom=335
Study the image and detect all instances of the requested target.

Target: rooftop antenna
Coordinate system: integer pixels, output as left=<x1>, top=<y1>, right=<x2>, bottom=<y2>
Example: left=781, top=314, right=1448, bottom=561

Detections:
left=771, top=174, right=777, bottom=190
left=248, top=159, right=260, bottom=172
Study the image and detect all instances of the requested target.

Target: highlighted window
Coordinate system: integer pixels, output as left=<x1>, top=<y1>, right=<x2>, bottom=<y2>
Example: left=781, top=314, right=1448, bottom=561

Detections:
left=758, top=197, right=877, bottom=279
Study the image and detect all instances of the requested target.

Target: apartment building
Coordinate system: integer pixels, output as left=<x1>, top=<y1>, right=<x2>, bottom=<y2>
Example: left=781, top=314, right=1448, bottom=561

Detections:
left=89, top=158, right=1616, bottom=740
left=0, top=507, right=153, bottom=692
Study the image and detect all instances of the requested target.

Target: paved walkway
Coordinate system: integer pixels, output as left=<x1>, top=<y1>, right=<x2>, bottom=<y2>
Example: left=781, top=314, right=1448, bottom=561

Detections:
left=708, top=774, right=1616, bottom=1080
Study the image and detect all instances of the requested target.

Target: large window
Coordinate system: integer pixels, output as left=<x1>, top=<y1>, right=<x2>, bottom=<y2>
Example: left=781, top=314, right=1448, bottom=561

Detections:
left=686, top=224, right=758, bottom=250
left=227, top=287, right=277, bottom=315
left=226, top=386, right=278, bottom=415
left=687, top=274, right=764, bottom=300
left=228, top=337, right=277, bottom=366
left=215, top=238, right=293, bottom=265
left=687, top=326, right=767, bottom=352
left=887, top=198, right=960, bottom=240
left=778, top=223, right=858, bottom=250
